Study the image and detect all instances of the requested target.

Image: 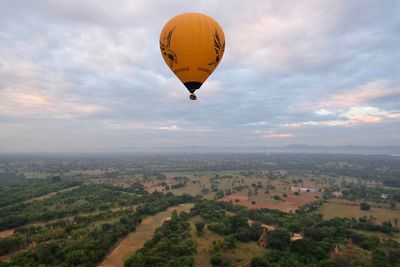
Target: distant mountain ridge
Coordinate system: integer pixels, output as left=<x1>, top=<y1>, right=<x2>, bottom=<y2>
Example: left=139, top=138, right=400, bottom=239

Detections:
left=2, top=145, right=400, bottom=156
left=96, top=145, right=400, bottom=155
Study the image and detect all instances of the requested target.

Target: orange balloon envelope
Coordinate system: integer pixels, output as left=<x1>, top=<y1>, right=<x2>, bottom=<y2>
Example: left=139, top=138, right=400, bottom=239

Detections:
left=160, top=12, right=225, bottom=100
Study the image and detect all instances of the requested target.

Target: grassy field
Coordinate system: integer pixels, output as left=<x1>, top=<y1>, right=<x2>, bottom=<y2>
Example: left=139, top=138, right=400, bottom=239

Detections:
left=221, top=190, right=320, bottom=212
left=318, top=202, right=400, bottom=224
left=99, top=203, right=193, bottom=267
left=162, top=171, right=324, bottom=212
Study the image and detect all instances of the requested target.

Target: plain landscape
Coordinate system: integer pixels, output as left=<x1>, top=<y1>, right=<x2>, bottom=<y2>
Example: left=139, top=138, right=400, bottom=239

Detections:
left=1, top=152, right=400, bottom=266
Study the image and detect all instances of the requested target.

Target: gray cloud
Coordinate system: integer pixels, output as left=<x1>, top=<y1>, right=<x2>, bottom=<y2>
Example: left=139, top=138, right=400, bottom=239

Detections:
left=0, top=0, right=399, bottom=152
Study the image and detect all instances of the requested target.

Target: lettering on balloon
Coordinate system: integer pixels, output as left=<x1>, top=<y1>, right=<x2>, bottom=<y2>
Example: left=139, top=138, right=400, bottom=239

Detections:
left=174, top=67, right=189, bottom=74
left=198, top=67, right=211, bottom=74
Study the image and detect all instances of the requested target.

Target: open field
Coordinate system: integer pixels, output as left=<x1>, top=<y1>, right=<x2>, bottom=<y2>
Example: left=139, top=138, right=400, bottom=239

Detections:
left=99, top=203, right=193, bottom=267
left=221, top=190, right=320, bottom=212
left=318, top=202, right=400, bottom=224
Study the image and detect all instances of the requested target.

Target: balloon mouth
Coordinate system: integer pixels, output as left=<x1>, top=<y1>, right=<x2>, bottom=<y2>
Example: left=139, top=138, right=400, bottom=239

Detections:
left=184, top=81, right=202, bottom=93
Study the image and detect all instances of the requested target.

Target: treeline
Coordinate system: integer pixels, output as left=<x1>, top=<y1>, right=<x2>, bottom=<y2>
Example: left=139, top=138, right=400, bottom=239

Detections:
left=0, top=178, right=80, bottom=208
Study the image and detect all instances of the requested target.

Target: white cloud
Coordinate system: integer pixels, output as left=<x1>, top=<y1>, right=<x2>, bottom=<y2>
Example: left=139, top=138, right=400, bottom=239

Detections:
left=286, top=106, right=400, bottom=128
left=314, top=109, right=335, bottom=116
left=102, top=121, right=212, bottom=133
left=298, top=81, right=400, bottom=111
left=0, top=87, right=109, bottom=119
left=263, top=133, right=294, bottom=139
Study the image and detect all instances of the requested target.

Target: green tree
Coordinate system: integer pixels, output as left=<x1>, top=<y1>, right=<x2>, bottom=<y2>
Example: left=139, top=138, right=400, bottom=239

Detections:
left=195, top=220, right=205, bottom=235
left=289, top=237, right=328, bottom=261
left=267, top=228, right=291, bottom=250
left=372, top=249, right=389, bottom=267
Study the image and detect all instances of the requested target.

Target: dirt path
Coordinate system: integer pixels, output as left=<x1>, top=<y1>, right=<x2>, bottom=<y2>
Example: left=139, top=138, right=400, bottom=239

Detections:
left=0, top=229, right=14, bottom=238
left=24, top=186, right=79, bottom=203
left=98, top=203, right=193, bottom=267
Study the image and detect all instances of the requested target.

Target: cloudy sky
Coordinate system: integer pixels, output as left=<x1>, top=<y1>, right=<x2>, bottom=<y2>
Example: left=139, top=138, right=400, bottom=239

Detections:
left=0, top=0, right=399, bottom=152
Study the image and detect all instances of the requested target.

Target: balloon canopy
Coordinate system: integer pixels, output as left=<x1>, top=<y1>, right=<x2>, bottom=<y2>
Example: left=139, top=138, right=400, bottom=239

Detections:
left=160, top=13, right=225, bottom=100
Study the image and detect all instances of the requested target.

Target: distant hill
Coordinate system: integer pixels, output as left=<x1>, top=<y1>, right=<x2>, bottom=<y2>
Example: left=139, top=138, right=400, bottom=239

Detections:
left=96, top=145, right=400, bottom=155
left=274, top=145, right=400, bottom=155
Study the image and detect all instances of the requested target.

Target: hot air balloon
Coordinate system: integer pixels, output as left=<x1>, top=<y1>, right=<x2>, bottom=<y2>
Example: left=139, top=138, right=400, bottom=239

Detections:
left=160, top=13, right=225, bottom=100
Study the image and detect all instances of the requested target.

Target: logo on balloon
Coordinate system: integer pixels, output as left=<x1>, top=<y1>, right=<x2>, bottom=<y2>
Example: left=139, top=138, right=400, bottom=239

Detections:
left=160, top=27, right=178, bottom=67
left=208, top=30, right=225, bottom=66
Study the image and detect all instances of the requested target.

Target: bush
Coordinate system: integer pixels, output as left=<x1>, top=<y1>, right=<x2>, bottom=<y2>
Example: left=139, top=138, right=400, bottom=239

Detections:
left=360, top=202, right=371, bottom=211
left=195, top=221, right=205, bottom=234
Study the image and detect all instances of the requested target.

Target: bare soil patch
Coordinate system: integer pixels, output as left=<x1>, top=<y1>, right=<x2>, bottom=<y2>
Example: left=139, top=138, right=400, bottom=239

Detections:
left=0, top=229, right=14, bottom=238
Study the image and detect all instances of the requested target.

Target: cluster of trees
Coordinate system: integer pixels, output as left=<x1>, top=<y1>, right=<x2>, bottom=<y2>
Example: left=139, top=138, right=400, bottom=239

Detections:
left=296, top=200, right=324, bottom=213
left=192, top=201, right=263, bottom=243
left=249, top=211, right=400, bottom=266
left=189, top=200, right=400, bottom=266
left=4, top=212, right=141, bottom=266
left=124, top=211, right=196, bottom=267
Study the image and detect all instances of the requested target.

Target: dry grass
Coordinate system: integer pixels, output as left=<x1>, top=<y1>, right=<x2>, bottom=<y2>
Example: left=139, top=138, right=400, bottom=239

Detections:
left=163, top=172, right=324, bottom=213
left=221, top=190, right=319, bottom=212
left=318, top=202, right=400, bottom=224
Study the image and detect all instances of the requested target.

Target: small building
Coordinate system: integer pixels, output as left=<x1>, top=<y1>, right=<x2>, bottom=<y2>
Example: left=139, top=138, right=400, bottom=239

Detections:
left=381, top=194, right=388, bottom=199
left=290, top=186, right=316, bottom=193
left=332, top=191, right=343, bottom=198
